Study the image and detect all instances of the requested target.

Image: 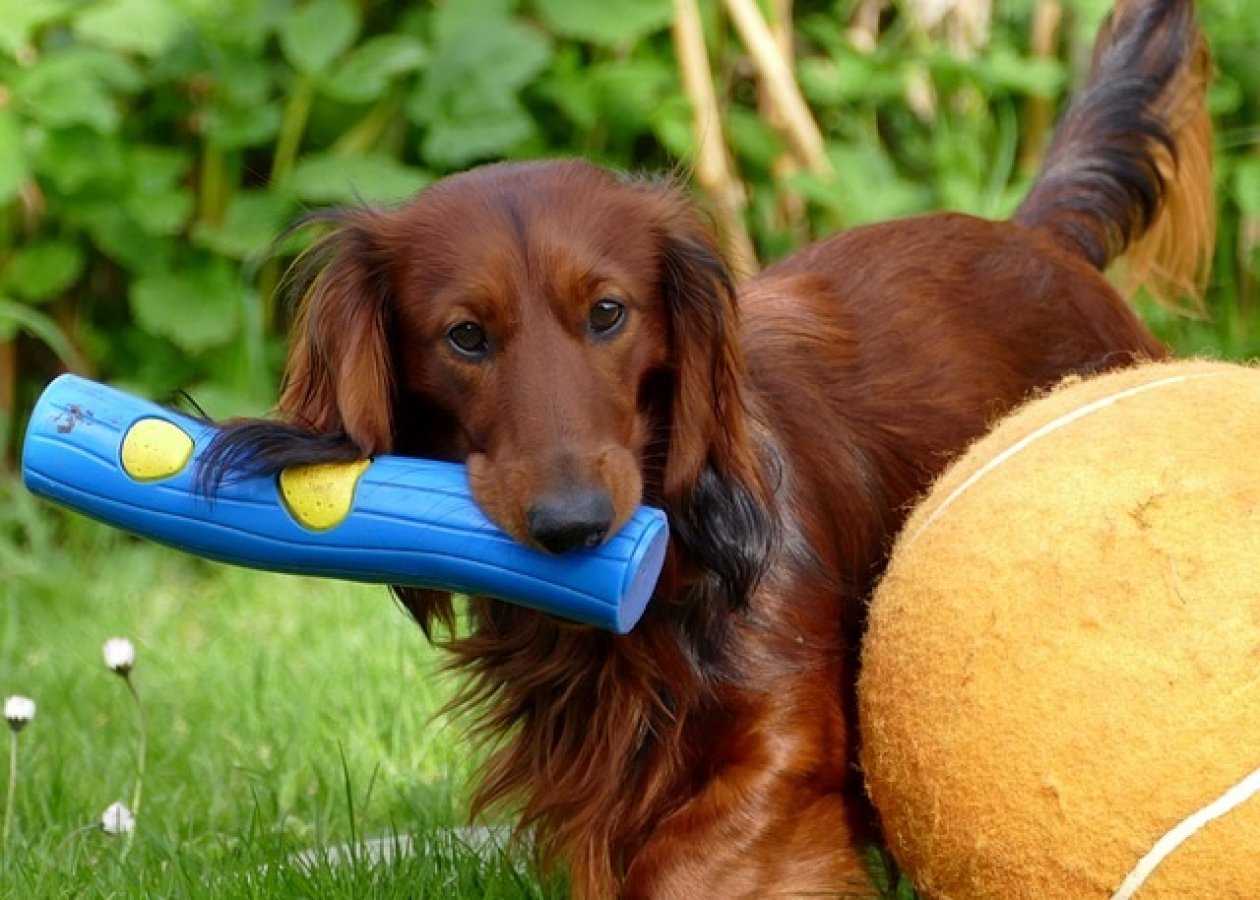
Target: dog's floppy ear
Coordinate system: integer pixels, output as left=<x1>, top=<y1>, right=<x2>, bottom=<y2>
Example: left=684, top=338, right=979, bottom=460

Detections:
left=648, top=188, right=776, bottom=635
left=654, top=196, right=761, bottom=506
left=280, top=212, right=396, bottom=456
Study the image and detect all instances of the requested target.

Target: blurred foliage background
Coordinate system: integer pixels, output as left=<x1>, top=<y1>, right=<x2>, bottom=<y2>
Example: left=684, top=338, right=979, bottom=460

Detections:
left=0, top=0, right=1257, bottom=467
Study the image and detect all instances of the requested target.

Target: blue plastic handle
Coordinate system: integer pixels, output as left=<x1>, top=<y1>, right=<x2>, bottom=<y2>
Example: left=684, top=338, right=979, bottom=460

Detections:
left=21, top=375, right=667, bottom=633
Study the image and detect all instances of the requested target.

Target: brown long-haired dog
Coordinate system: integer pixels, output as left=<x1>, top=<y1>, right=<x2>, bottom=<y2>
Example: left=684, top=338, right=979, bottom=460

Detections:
left=205, top=1, right=1213, bottom=895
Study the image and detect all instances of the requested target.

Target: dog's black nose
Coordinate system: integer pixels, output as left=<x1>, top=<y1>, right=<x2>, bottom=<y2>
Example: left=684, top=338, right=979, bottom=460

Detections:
left=527, top=488, right=615, bottom=554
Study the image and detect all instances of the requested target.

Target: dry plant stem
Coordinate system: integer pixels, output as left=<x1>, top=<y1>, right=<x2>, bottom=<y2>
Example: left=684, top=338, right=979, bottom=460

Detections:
left=849, top=0, right=886, bottom=54
left=18, top=181, right=44, bottom=234
left=1241, top=212, right=1258, bottom=312
left=271, top=76, right=314, bottom=187
left=946, top=0, right=994, bottom=57
left=1020, top=0, right=1063, bottom=173
left=123, top=675, right=146, bottom=856
left=761, top=0, right=808, bottom=236
left=671, top=0, right=759, bottom=278
left=722, top=0, right=831, bottom=177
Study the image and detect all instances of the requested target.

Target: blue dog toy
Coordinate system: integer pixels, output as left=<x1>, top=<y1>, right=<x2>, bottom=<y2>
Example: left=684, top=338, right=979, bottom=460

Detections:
left=21, top=375, right=667, bottom=633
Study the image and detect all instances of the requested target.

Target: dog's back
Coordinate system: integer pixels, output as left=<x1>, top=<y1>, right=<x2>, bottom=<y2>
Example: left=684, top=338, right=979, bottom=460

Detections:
left=740, top=0, right=1211, bottom=593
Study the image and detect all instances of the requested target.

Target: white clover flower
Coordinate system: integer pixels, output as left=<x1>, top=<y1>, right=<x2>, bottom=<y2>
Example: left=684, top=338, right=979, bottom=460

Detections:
left=103, top=638, right=136, bottom=676
left=4, top=695, right=35, bottom=733
left=100, top=801, right=135, bottom=835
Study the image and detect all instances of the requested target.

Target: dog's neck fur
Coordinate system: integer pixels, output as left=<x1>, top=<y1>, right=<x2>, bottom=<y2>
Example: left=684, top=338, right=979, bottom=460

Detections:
left=428, top=414, right=796, bottom=898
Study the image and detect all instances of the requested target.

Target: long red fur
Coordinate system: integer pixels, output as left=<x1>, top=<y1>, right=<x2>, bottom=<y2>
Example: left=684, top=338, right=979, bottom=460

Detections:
left=203, top=2, right=1214, bottom=896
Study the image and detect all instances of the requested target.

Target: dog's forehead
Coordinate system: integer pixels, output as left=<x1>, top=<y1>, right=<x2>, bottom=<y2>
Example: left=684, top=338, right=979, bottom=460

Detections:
left=442, top=165, right=656, bottom=249
left=400, top=163, right=665, bottom=309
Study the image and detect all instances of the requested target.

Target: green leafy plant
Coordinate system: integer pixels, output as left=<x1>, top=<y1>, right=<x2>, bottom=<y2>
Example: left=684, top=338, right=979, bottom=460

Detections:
left=0, top=0, right=1256, bottom=468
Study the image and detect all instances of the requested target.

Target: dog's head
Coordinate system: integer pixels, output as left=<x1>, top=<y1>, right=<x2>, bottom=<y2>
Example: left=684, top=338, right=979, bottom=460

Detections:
left=274, top=160, right=760, bottom=556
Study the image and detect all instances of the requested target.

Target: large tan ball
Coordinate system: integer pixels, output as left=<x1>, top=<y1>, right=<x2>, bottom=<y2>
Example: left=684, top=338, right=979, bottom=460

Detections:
left=859, top=359, right=1260, bottom=900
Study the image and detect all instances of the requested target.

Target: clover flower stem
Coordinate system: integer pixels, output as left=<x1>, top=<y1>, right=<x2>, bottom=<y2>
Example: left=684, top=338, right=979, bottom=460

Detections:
left=4, top=730, right=17, bottom=854
left=122, top=675, right=147, bottom=855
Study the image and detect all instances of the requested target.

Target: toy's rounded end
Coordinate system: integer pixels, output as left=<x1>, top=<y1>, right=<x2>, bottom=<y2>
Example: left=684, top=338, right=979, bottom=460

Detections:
left=615, top=512, right=669, bottom=634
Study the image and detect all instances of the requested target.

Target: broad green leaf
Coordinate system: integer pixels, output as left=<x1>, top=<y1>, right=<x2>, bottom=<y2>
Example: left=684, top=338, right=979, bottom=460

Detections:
left=532, top=0, right=672, bottom=46
left=1208, top=78, right=1244, bottom=119
left=13, top=47, right=141, bottom=133
left=178, top=0, right=289, bottom=50
left=791, top=141, right=930, bottom=226
left=74, top=0, right=190, bottom=58
left=408, top=15, right=551, bottom=166
left=0, top=0, right=74, bottom=55
left=197, top=51, right=281, bottom=149
left=18, top=75, right=118, bottom=132
left=980, top=47, right=1065, bottom=98
left=799, top=55, right=904, bottom=106
left=126, top=190, right=195, bottom=236
left=921, top=49, right=977, bottom=95
left=3, top=240, right=85, bottom=303
left=422, top=100, right=535, bottom=169
left=0, top=296, right=81, bottom=366
left=193, top=192, right=294, bottom=261
left=123, top=145, right=196, bottom=236
left=323, top=35, right=427, bottom=104
left=1234, top=157, right=1260, bottom=217
left=32, top=127, right=128, bottom=193
left=651, top=96, right=698, bottom=162
left=0, top=109, right=28, bottom=203
left=288, top=153, right=430, bottom=205
left=128, top=145, right=194, bottom=193
left=208, top=51, right=276, bottom=106
left=410, top=17, right=551, bottom=122
left=431, top=0, right=517, bottom=44
left=534, top=47, right=598, bottom=130
left=130, top=260, right=244, bottom=353
left=42, top=46, right=141, bottom=92
left=279, top=0, right=360, bottom=75
left=585, top=59, right=673, bottom=132
left=727, top=109, right=785, bottom=170
left=202, top=104, right=283, bottom=150
left=75, top=202, right=176, bottom=274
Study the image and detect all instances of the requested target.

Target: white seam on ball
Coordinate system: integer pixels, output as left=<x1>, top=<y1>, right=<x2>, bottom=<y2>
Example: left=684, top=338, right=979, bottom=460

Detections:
left=1110, top=764, right=1260, bottom=900
left=902, top=373, right=1224, bottom=549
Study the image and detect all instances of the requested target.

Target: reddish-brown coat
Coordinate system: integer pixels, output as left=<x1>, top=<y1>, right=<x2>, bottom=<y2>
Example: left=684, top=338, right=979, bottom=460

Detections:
left=201, top=1, right=1213, bottom=894
left=269, top=165, right=1166, bottom=898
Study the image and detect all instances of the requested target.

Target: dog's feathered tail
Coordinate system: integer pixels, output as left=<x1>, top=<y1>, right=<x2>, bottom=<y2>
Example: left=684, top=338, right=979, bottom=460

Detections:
left=1013, top=0, right=1214, bottom=308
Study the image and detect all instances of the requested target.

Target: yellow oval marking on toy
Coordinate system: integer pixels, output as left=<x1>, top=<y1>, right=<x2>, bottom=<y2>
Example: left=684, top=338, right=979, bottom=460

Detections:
left=279, top=459, right=371, bottom=531
left=121, top=418, right=194, bottom=482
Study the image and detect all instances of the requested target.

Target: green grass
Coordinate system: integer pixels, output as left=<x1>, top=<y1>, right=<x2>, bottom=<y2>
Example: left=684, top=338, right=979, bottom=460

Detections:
left=0, top=481, right=561, bottom=898
left=0, top=479, right=920, bottom=899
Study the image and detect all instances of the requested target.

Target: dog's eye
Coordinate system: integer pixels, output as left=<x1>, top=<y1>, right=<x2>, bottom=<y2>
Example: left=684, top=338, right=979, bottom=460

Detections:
left=447, top=321, right=489, bottom=357
left=589, top=299, right=626, bottom=335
